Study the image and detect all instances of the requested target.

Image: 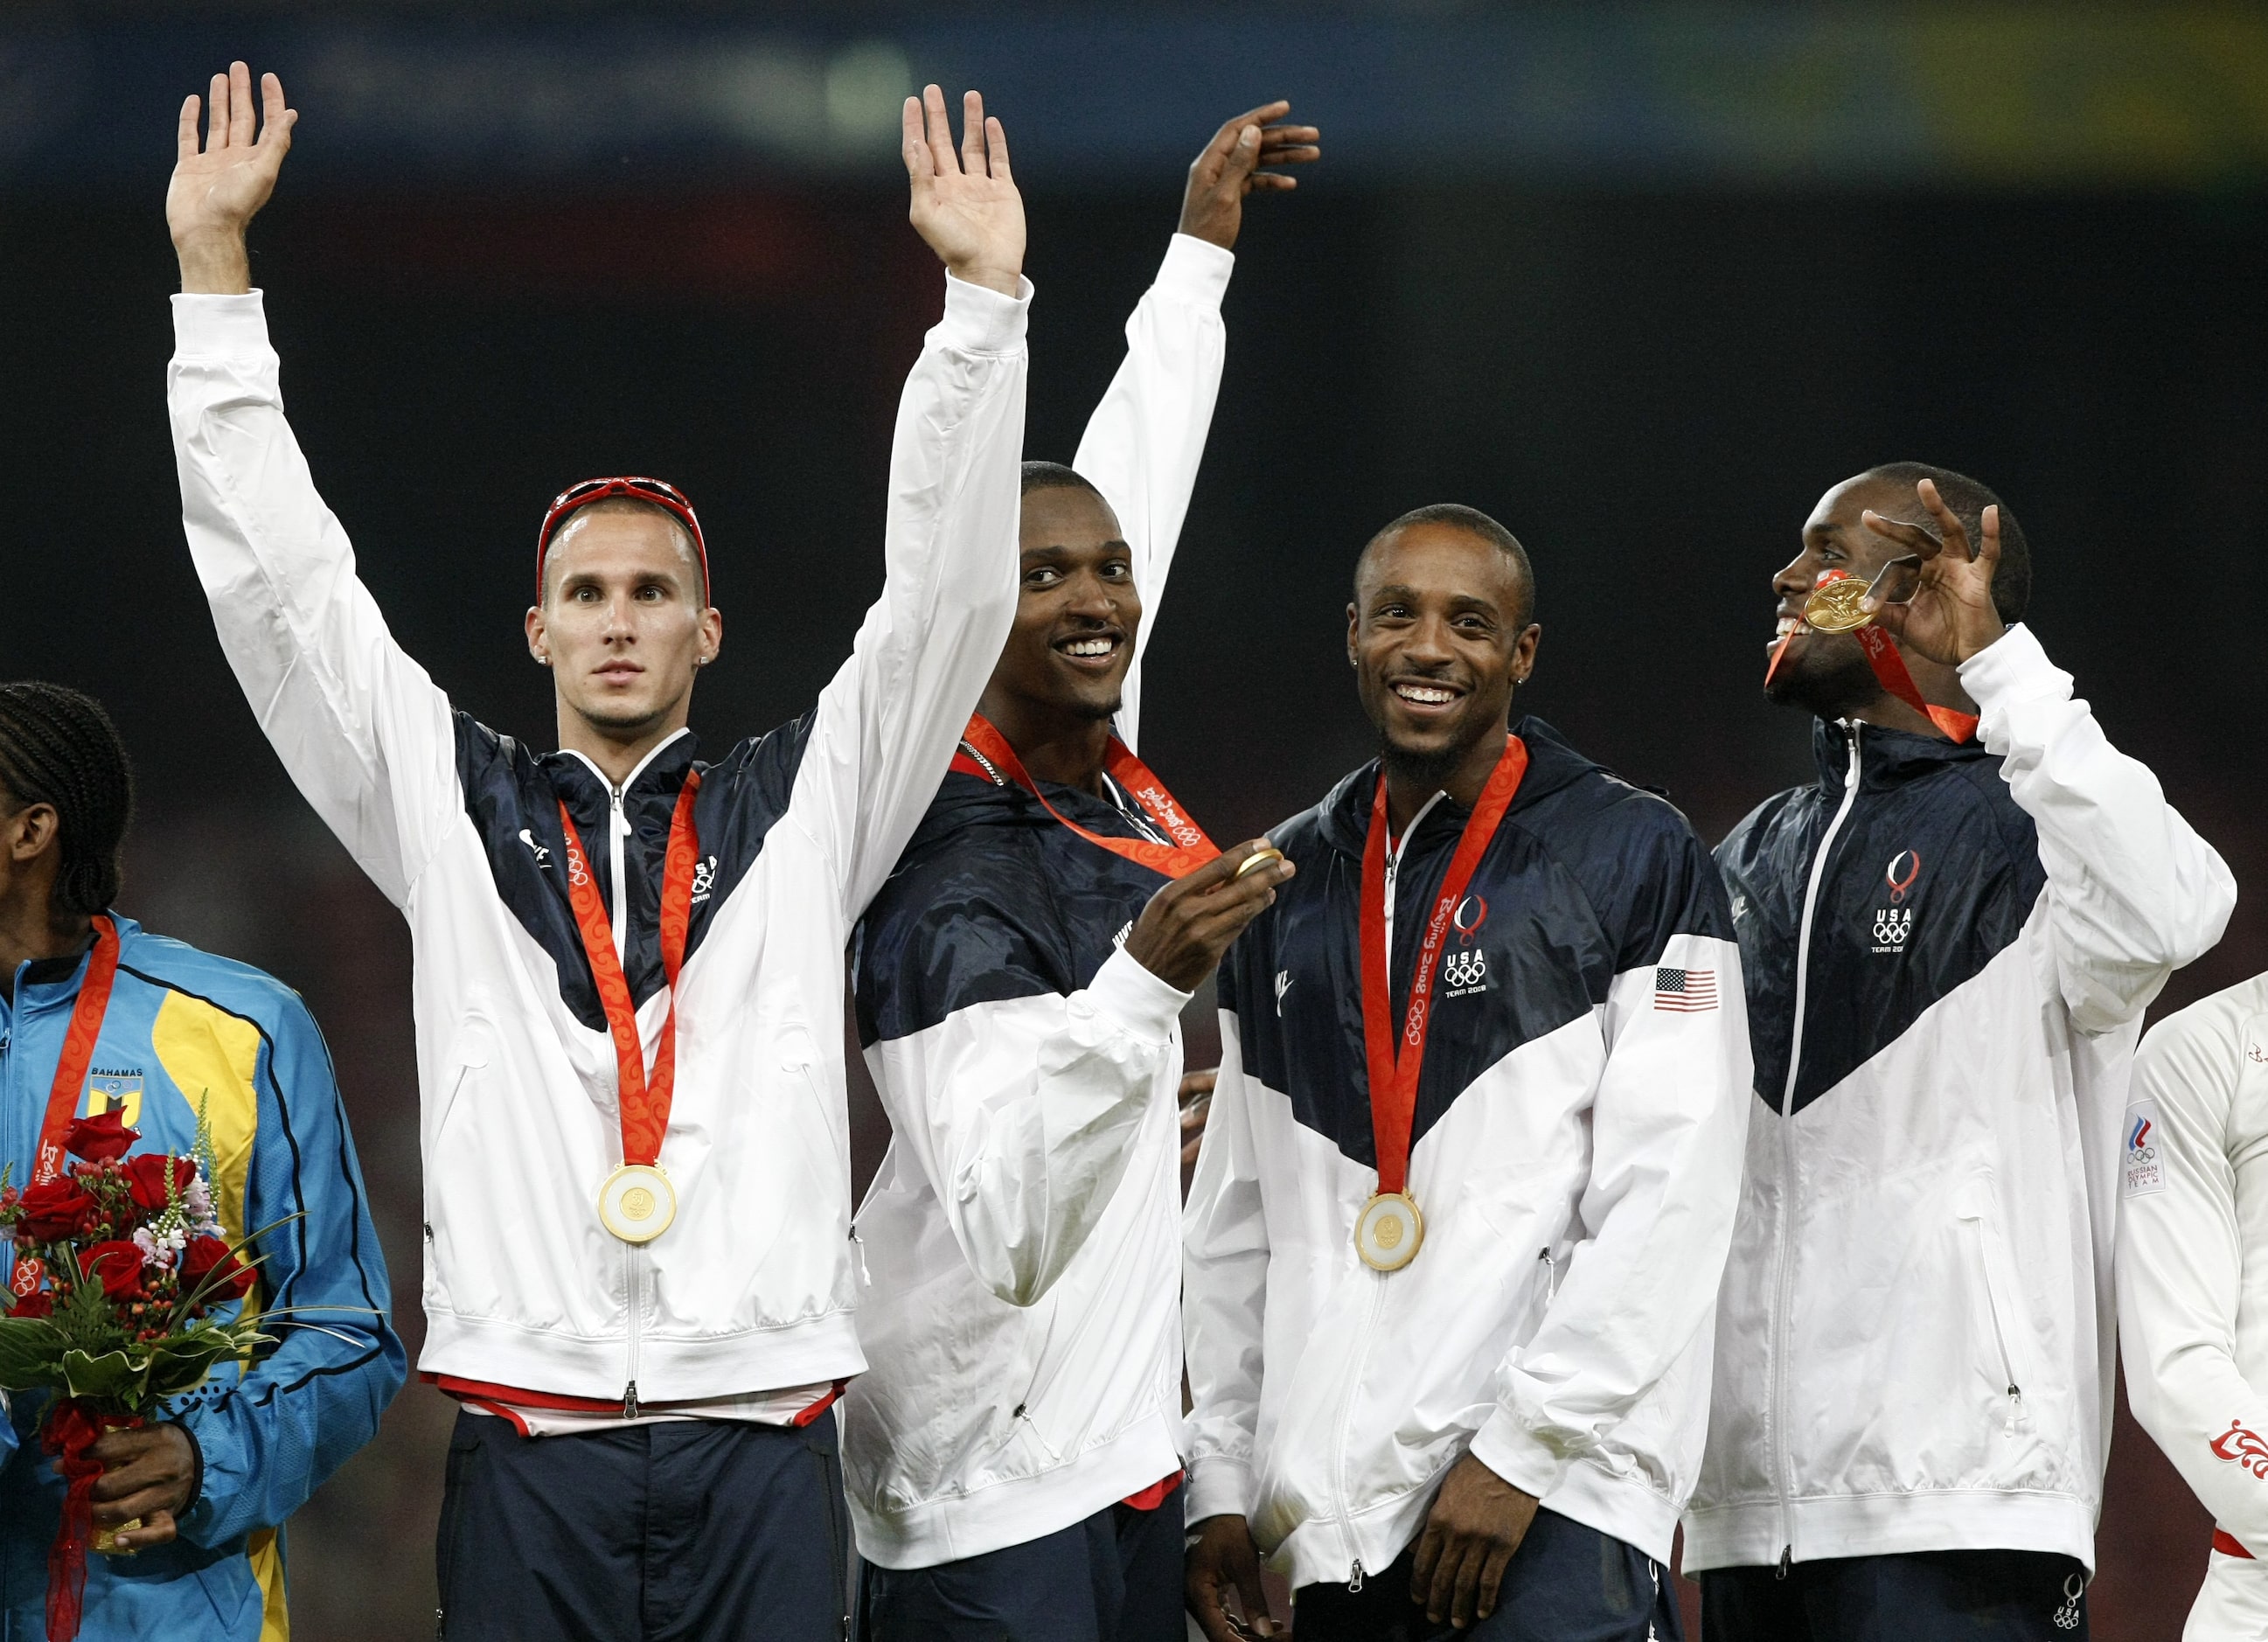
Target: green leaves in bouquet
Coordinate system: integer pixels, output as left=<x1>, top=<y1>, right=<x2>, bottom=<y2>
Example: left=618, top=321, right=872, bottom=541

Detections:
left=0, top=1312, right=273, bottom=1407
left=141, top=1328, right=245, bottom=1398
left=59, top=1347, right=137, bottom=1401
left=0, top=1314, right=66, bottom=1388
left=0, top=1222, right=288, bottom=1411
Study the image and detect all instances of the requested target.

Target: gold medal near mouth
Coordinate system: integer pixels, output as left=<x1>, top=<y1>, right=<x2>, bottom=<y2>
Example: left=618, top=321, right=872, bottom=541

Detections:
left=1802, top=575, right=1875, bottom=634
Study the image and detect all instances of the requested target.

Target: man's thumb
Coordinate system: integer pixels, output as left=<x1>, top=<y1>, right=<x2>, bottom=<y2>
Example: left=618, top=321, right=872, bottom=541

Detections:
left=1225, top=122, right=1262, bottom=176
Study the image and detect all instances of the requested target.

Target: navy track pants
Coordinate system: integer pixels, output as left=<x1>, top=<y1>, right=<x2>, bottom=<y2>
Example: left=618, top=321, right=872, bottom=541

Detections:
left=854, top=1488, right=1185, bottom=1642
left=1701, top=1549, right=2089, bottom=1641
left=1290, top=1506, right=1681, bottom=1642
left=434, top=1407, right=852, bottom=1641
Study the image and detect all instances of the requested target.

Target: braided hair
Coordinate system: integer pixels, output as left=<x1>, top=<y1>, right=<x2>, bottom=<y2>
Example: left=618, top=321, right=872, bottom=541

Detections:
left=0, top=683, right=134, bottom=916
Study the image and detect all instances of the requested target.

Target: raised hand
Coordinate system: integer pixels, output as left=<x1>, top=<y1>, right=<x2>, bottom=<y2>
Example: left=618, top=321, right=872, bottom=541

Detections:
left=1860, top=477, right=2008, bottom=665
left=168, top=62, right=296, bottom=296
left=1179, top=101, right=1322, bottom=252
left=903, top=86, right=1024, bottom=297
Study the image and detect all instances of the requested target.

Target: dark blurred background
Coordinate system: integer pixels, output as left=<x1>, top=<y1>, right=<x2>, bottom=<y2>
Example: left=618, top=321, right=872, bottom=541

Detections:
left=6, top=2, right=2266, bottom=1634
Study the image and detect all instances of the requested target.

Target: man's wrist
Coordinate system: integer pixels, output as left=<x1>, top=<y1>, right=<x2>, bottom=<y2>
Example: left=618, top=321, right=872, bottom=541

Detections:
left=1954, top=617, right=2008, bottom=665
left=1177, top=209, right=1232, bottom=251
left=175, top=233, right=253, bottom=296
left=944, top=261, right=1020, bottom=298
left=165, top=1418, right=205, bottom=1516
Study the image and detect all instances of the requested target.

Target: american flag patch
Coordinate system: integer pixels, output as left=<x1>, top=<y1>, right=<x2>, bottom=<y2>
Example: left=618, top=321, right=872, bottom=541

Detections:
left=1655, top=968, right=1718, bottom=1012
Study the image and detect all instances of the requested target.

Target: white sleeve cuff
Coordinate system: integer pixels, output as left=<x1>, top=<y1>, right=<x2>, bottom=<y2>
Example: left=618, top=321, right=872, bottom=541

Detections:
left=1466, top=1409, right=1570, bottom=1501
left=1956, top=623, right=2069, bottom=712
left=1154, top=233, right=1236, bottom=307
left=1084, top=943, right=1193, bottom=1044
left=169, top=291, right=276, bottom=363
left=936, top=271, right=1034, bottom=354
left=1183, top=1454, right=1256, bottom=1524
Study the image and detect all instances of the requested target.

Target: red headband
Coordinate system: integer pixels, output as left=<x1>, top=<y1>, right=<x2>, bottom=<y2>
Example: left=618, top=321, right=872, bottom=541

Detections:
left=535, top=477, right=710, bottom=602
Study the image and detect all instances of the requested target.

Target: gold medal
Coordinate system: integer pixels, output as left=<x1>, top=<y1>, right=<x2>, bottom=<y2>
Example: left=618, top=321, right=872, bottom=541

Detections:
left=1354, top=1191, right=1423, bottom=1272
left=598, top=1163, right=677, bottom=1243
left=1802, top=574, right=1875, bottom=634
left=1235, top=846, right=1284, bottom=880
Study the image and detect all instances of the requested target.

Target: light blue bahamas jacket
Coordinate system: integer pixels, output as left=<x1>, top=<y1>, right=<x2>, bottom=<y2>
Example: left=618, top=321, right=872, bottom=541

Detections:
left=0, top=915, right=403, bottom=1640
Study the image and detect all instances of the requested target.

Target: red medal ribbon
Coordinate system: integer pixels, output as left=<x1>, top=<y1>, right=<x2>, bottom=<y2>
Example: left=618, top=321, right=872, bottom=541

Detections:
left=1359, top=738, right=1528, bottom=1196
left=2216, top=1527, right=2254, bottom=1560
left=42, top=1400, right=140, bottom=1642
left=1769, top=572, right=1979, bottom=743
left=556, top=775, right=702, bottom=1169
left=951, top=713, right=1220, bottom=879
left=10, top=915, right=121, bottom=1297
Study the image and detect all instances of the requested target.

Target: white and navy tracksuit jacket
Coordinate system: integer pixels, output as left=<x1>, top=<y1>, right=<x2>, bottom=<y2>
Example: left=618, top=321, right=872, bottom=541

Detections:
left=841, top=233, right=1233, bottom=1568
left=1687, top=626, right=2235, bottom=1575
left=1184, top=722, right=1754, bottom=1587
left=168, top=273, right=1031, bottom=1409
left=2116, top=976, right=2268, bottom=1639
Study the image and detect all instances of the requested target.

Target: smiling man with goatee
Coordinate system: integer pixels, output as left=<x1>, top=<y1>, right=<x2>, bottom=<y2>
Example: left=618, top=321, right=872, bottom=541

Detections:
left=843, top=103, right=1314, bottom=1642
left=1182, top=504, right=1751, bottom=1641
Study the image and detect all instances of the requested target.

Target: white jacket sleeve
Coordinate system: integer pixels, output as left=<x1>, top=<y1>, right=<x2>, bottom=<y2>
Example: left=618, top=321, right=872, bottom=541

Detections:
left=1183, top=1008, right=1271, bottom=1523
left=1468, top=930, right=1753, bottom=1499
left=1072, top=233, right=1233, bottom=755
left=810, top=273, right=1033, bottom=916
left=866, top=944, right=1189, bottom=1307
left=1962, top=623, right=2235, bottom=1033
left=168, top=293, right=460, bottom=908
left=2118, top=994, right=2268, bottom=1555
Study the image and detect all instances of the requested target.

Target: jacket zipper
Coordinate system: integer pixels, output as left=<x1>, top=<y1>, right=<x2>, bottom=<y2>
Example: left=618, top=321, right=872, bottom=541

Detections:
left=1336, top=801, right=1432, bottom=1594
left=604, top=783, right=645, bottom=1418
left=623, top=1242, right=644, bottom=1420
left=1334, top=1272, right=1388, bottom=1592
left=1769, top=725, right=1863, bottom=1575
left=606, top=785, right=630, bottom=963
left=1968, top=1214, right=2027, bottom=1433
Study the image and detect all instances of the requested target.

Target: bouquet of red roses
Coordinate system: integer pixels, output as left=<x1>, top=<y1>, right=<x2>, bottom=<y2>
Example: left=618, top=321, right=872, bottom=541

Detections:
left=0, top=1106, right=278, bottom=1642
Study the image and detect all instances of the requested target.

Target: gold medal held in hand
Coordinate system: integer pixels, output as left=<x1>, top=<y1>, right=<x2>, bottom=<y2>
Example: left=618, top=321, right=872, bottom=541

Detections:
left=1235, top=846, right=1284, bottom=880
left=598, top=1163, right=677, bottom=1243
left=1354, top=1191, right=1423, bottom=1272
left=1802, top=573, right=1875, bottom=634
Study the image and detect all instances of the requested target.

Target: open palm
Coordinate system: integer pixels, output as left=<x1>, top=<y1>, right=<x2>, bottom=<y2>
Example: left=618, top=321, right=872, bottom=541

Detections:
left=167, top=63, right=294, bottom=255
left=902, top=87, right=1024, bottom=296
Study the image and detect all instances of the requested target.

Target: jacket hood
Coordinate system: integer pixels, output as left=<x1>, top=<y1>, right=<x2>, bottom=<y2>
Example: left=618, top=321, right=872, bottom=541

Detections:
left=1312, top=716, right=1612, bottom=859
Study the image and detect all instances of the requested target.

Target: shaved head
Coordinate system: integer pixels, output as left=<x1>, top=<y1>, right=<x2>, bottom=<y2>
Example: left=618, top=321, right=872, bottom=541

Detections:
left=1357, top=504, right=1535, bottom=631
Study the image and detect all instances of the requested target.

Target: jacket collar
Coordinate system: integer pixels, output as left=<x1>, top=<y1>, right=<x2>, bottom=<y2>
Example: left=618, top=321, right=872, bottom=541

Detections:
left=1315, top=716, right=1603, bottom=860
left=543, top=727, right=699, bottom=804
left=7, top=914, right=143, bottom=1012
left=1811, top=716, right=1992, bottom=795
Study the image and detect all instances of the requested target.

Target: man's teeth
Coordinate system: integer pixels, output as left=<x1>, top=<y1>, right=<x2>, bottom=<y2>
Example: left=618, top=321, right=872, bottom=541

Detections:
left=1775, top=616, right=1801, bottom=637
left=1395, top=683, right=1455, bottom=704
left=1062, top=637, right=1116, bottom=658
